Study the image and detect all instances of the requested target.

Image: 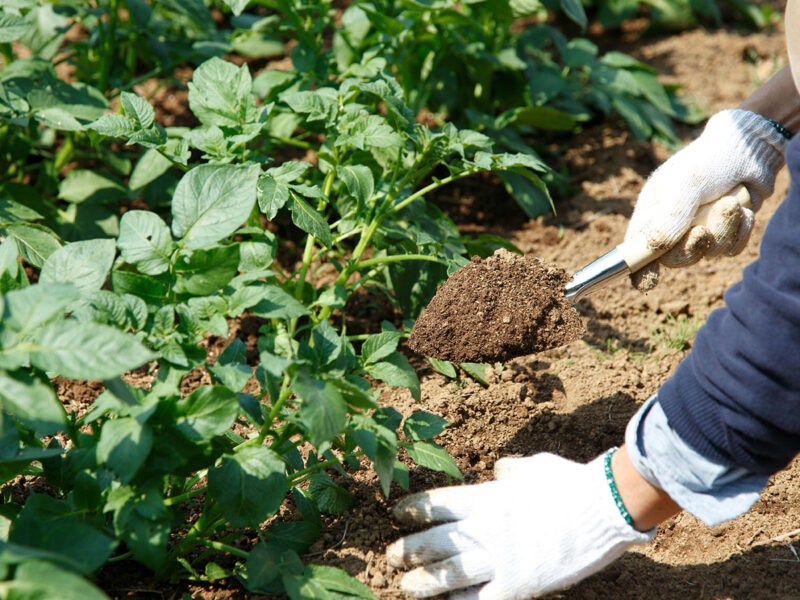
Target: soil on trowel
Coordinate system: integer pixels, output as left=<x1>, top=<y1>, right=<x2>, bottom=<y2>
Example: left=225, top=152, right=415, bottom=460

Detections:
left=409, top=248, right=585, bottom=362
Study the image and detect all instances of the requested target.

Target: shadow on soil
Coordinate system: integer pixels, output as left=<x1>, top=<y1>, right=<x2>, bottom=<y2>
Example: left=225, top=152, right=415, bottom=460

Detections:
left=560, top=545, right=800, bottom=600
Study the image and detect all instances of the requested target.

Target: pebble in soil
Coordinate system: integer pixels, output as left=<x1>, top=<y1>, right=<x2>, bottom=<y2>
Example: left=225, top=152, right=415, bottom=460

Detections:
left=409, top=248, right=584, bottom=363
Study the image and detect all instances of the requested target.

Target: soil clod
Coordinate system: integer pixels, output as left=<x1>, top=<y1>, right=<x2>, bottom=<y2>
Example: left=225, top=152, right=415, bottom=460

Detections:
left=409, top=249, right=585, bottom=362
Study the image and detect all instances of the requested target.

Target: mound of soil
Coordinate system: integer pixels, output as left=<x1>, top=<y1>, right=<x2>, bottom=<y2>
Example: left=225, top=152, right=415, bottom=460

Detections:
left=409, top=249, right=585, bottom=362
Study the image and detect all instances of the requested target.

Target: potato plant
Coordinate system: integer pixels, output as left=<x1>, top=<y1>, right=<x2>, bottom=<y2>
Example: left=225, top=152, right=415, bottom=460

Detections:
left=254, top=0, right=708, bottom=217
left=0, top=51, right=547, bottom=597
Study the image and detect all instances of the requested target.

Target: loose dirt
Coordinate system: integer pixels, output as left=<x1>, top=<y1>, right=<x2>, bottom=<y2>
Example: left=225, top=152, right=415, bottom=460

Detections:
left=409, top=249, right=584, bottom=363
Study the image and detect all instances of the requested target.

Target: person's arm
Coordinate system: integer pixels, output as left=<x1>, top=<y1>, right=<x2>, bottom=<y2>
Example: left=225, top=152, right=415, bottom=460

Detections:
left=739, top=66, right=800, bottom=134
left=612, top=445, right=680, bottom=531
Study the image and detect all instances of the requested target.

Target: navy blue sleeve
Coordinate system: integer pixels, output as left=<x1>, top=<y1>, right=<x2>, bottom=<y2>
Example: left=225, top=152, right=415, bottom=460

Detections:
left=658, top=134, right=800, bottom=476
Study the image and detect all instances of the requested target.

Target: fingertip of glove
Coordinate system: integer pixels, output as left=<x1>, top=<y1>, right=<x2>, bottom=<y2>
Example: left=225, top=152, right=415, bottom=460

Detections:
left=386, top=538, right=407, bottom=568
left=399, top=567, right=445, bottom=598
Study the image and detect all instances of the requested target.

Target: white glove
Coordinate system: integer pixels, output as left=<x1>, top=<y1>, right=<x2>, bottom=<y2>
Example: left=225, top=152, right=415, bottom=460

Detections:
left=386, top=452, right=653, bottom=600
left=626, top=109, right=787, bottom=290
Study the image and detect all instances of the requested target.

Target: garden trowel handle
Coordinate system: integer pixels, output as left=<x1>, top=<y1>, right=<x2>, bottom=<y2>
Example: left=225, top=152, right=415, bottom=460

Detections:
left=564, top=185, right=751, bottom=302
left=618, top=184, right=751, bottom=272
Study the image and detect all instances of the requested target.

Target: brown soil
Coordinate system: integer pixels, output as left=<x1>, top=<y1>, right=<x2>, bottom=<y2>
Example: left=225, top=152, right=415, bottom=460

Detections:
left=409, top=250, right=584, bottom=363
left=43, top=14, right=800, bottom=600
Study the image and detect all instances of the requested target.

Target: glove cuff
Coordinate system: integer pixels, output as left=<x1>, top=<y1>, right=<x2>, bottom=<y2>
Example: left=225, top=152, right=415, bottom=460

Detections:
left=708, top=108, right=788, bottom=168
left=586, top=452, right=655, bottom=544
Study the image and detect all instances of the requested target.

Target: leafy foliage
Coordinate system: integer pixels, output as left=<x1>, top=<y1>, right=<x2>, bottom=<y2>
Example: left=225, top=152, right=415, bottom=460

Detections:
left=0, top=0, right=760, bottom=596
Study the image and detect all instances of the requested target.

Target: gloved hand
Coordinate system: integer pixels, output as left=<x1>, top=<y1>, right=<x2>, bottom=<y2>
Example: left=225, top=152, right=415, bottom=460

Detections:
left=626, top=109, right=787, bottom=291
left=386, top=452, right=653, bottom=600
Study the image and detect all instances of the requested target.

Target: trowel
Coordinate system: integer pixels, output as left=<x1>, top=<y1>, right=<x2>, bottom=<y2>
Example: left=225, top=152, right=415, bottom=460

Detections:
left=564, top=185, right=751, bottom=302
left=409, top=185, right=752, bottom=363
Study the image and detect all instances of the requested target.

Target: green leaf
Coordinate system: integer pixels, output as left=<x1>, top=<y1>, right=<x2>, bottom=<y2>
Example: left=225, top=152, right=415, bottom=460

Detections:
left=172, top=244, right=240, bottom=296
left=128, top=148, right=173, bottom=191
left=365, top=352, right=420, bottom=401
left=6, top=224, right=61, bottom=268
left=0, top=13, right=29, bottom=43
left=110, top=492, right=170, bottom=573
left=405, top=441, right=462, bottom=480
left=172, top=163, right=260, bottom=249
left=283, top=572, right=329, bottom=600
left=111, top=270, right=168, bottom=304
left=174, top=385, right=239, bottom=440
left=360, top=331, right=401, bottom=365
left=257, top=175, right=290, bottom=220
left=249, top=284, right=310, bottom=320
left=289, top=194, right=332, bottom=249
left=560, top=0, right=587, bottom=26
left=117, top=211, right=172, bottom=275
left=329, top=377, right=378, bottom=409
left=57, top=170, right=126, bottom=205
left=188, top=57, right=257, bottom=127
left=335, top=114, right=402, bottom=150
left=238, top=235, right=276, bottom=273
left=305, top=565, right=376, bottom=600
left=350, top=414, right=397, bottom=496
left=205, top=562, right=230, bottom=580
left=2, top=283, right=80, bottom=334
left=96, top=417, right=153, bottom=484
left=86, top=113, right=136, bottom=138
left=459, top=362, right=490, bottom=386
left=266, top=521, right=320, bottom=554
left=293, top=370, right=348, bottom=449
left=31, top=321, right=157, bottom=380
left=611, top=95, right=652, bottom=140
left=403, top=412, right=449, bottom=441
left=393, top=460, right=409, bottom=490
left=0, top=196, right=42, bottom=222
left=222, top=0, right=251, bottom=15
left=40, top=239, right=115, bottom=293
left=630, top=71, right=674, bottom=116
left=427, top=357, right=457, bottom=378
left=498, top=171, right=553, bottom=219
left=337, top=165, right=374, bottom=206
left=280, top=88, right=337, bottom=121
left=208, top=446, right=287, bottom=527
left=9, top=495, right=114, bottom=574
left=244, top=543, right=279, bottom=591
left=35, top=107, right=82, bottom=131
left=308, top=474, right=353, bottom=515
left=209, top=338, right=252, bottom=392
left=120, top=92, right=155, bottom=129
left=315, top=283, right=346, bottom=309
left=504, top=106, right=576, bottom=131
left=4, top=559, right=110, bottom=600
left=0, top=371, right=66, bottom=436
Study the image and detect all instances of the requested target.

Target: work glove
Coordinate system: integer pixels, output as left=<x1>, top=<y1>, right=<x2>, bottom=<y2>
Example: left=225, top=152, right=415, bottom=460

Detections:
left=386, top=452, right=654, bottom=600
left=625, top=109, right=788, bottom=290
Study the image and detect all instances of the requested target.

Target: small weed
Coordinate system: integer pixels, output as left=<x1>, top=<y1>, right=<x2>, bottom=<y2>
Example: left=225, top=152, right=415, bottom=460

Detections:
left=647, top=313, right=704, bottom=351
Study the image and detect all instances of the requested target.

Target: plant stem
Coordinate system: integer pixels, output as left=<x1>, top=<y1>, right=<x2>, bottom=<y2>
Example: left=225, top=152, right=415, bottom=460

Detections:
left=0, top=43, right=14, bottom=66
left=357, top=254, right=445, bottom=270
left=194, top=538, right=249, bottom=559
left=174, top=502, right=222, bottom=558
left=293, top=170, right=334, bottom=301
left=53, top=133, right=74, bottom=173
left=98, top=0, right=120, bottom=94
left=289, top=450, right=365, bottom=484
left=164, top=485, right=208, bottom=507
left=108, top=551, right=133, bottom=563
left=272, top=136, right=315, bottom=150
left=257, top=375, right=292, bottom=442
left=391, top=172, right=473, bottom=215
